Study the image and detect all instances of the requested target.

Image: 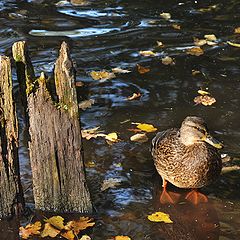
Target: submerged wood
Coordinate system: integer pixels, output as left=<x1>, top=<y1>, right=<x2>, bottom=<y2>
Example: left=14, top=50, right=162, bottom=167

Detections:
left=13, top=41, right=92, bottom=213
left=0, top=56, right=24, bottom=218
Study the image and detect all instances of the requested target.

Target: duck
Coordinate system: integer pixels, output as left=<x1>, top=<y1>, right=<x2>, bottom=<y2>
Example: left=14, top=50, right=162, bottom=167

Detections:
left=151, top=116, right=223, bottom=204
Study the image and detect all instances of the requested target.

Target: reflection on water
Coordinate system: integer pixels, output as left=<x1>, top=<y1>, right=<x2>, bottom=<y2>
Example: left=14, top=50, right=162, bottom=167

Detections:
left=0, top=0, right=240, bottom=239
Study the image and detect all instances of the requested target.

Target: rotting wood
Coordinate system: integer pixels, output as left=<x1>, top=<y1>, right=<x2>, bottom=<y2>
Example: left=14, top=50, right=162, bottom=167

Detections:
left=13, top=41, right=92, bottom=213
left=0, top=56, right=24, bottom=218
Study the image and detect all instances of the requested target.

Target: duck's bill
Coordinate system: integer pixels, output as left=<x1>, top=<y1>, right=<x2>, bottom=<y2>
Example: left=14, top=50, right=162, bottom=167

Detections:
left=204, top=134, right=223, bottom=149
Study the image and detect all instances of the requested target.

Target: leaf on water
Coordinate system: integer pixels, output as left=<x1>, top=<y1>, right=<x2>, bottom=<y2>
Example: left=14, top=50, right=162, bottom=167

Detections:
left=186, top=47, right=204, bottom=56
left=198, top=4, right=218, bottom=12
left=126, top=93, right=141, bottom=101
left=65, top=217, right=95, bottom=235
left=139, top=50, right=157, bottom=57
left=79, top=99, right=95, bottom=110
left=130, top=133, right=149, bottom=143
left=204, top=34, right=217, bottom=41
left=132, top=123, right=157, bottom=132
left=115, top=236, right=132, bottom=240
left=198, top=90, right=210, bottom=95
left=45, top=216, right=65, bottom=230
left=194, top=38, right=207, bottom=46
left=227, top=41, right=240, bottom=48
left=105, top=132, right=119, bottom=142
left=75, top=81, right=84, bottom=87
left=147, top=211, right=173, bottom=223
left=206, top=40, right=217, bottom=46
left=112, top=67, right=131, bottom=74
left=194, top=95, right=216, bottom=106
left=90, top=70, right=116, bottom=80
left=41, top=223, right=60, bottom=238
left=81, top=127, right=106, bottom=140
left=80, top=235, right=92, bottom=240
left=70, top=0, right=90, bottom=6
left=61, top=230, right=75, bottom=240
left=161, top=56, right=175, bottom=65
left=172, top=24, right=181, bottom=30
left=156, top=41, right=164, bottom=47
left=101, top=178, right=121, bottom=191
left=160, top=12, right=171, bottom=20
left=137, top=64, right=150, bottom=74
left=19, top=221, right=42, bottom=239
left=192, top=70, right=201, bottom=76
left=234, top=27, right=240, bottom=34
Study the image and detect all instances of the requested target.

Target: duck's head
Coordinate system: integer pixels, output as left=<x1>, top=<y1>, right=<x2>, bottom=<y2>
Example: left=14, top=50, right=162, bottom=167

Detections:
left=179, top=116, right=223, bottom=149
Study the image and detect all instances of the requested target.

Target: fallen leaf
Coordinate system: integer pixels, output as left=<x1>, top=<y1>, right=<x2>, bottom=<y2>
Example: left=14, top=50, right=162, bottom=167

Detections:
left=79, top=99, right=95, bottom=110
left=222, top=165, right=240, bottom=174
left=160, top=12, right=171, bottom=20
left=194, top=95, right=216, bottom=106
left=204, top=34, right=217, bottom=41
left=198, top=90, right=210, bottom=95
left=112, top=67, right=131, bottom=74
left=186, top=47, right=204, bottom=56
left=90, top=70, right=116, bottom=81
left=206, top=40, right=217, bottom=46
left=198, top=4, right=218, bottom=12
left=234, top=27, right=240, bottom=34
left=192, top=70, right=201, bottom=76
left=172, top=24, right=181, bottom=30
left=147, top=211, right=173, bottom=223
left=137, top=64, right=150, bottom=74
left=115, top=236, right=132, bottom=240
left=227, top=41, right=240, bottom=48
left=130, top=133, right=149, bottom=143
left=126, top=93, right=141, bottom=100
left=101, top=178, right=121, bottom=191
left=132, top=123, right=157, bottom=132
left=161, top=56, right=175, bottom=65
left=45, top=216, right=65, bottom=230
left=65, top=217, right=95, bottom=235
left=81, top=127, right=105, bottom=140
left=70, top=0, right=89, bottom=6
left=139, top=50, right=157, bottom=57
left=61, top=230, right=75, bottom=240
left=19, top=221, right=42, bottom=239
left=75, top=81, right=84, bottom=87
left=80, top=235, right=92, bottom=240
left=41, top=223, right=60, bottom=238
left=127, top=128, right=142, bottom=133
left=105, top=132, right=119, bottom=142
left=194, top=38, right=207, bottom=46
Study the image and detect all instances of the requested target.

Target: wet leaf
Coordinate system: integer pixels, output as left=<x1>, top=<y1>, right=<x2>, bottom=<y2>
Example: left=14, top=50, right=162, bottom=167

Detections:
left=204, top=34, right=217, bottom=41
left=194, top=38, right=207, bottom=46
left=156, top=41, right=164, bottom=47
left=70, top=0, right=89, bottom=6
left=65, top=217, right=95, bottom=235
left=101, top=178, right=121, bottom=191
left=61, top=230, right=75, bottom=240
left=130, top=133, right=149, bottom=143
left=132, top=123, right=157, bottom=132
left=234, top=27, right=240, bottom=34
left=81, top=127, right=105, bottom=140
left=147, top=211, right=173, bottom=223
left=41, top=223, right=60, bottom=238
left=198, top=4, right=218, bottom=12
left=115, top=236, right=132, bottom=240
left=90, top=70, right=116, bottom=81
left=194, top=95, right=216, bottom=106
left=139, top=50, right=157, bottom=57
left=75, top=81, right=84, bottom=87
left=105, top=132, right=119, bottom=142
left=186, top=47, right=204, bottom=56
left=198, top=90, right=210, bottom=95
left=206, top=41, right=217, bottom=46
left=79, top=99, right=95, bottom=110
left=160, top=12, right=171, bottom=20
left=19, top=221, right=42, bottom=239
left=80, top=235, right=92, bottom=240
left=227, top=41, right=240, bottom=48
left=172, top=24, right=181, bottom=30
left=45, top=216, right=65, bottom=230
left=112, top=67, right=131, bottom=74
left=126, top=93, right=141, bottom=100
left=137, top=64, right=150, bottom=74
left=161, top=56, right=175, bottom=65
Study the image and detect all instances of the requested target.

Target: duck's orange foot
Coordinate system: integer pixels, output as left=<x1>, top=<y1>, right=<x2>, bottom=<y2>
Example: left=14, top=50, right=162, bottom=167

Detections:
left=185, top=189, right=208, bottom=205
left=160, top=189, right=181, bottom=204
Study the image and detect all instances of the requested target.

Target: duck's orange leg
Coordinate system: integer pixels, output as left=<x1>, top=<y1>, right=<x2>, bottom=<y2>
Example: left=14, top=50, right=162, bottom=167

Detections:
left=185, top=189, right=208, bottom=205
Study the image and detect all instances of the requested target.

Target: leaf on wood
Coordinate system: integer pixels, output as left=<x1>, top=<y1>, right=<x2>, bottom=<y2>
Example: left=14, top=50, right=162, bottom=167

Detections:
left=227, top=41, right=240, bottom=48
left=147, top=211, right=173, bottom=223
left=234, top=27, right=240, bottom=34
left=139, top=50, right=157, bottom=57
left=80, top=235, right=92, bottom=240
left=105, top=132, right=119, bottom=142
left=90, top=70, right=116, bottom=81
left=112, top=67, right=131, bottom=74
left=160, top=12, right=171, bottom=20
left=172, top=24, right=181, bottom=30
left=204, top=34, right=217, bottom=41
left=115, top=236, right=132, bottom=240
left=194, top=95, right=216, bottom=106
left=198, top=89, right=210, bottom=95
left=101, top=178, right=121, bottom=191
left=41, top=223, right=60, bottom=238
left=81, top=127, right=105, bottom=140
left=137, top=64, right=150, bottom=74
left=194, top=38, right=207, bottom=46
left=130, top=133, right=149, bottom=143
left=126, top=93, right=141, bottom=101
left=161, top=56, right=175, bottom=65
left=132, top=123, right=157, bottom=132
left=44, top=216, right=65, bottom=230
left=19, top=221, right=42, bottom=239
left=61, top=230, right=75, bottom=240
left=79, top=99, right=95, bottom=110
left=156, top=41, right=164, bottom=47
left=186, top=47, right=204, bottom=56
left=65, top=217, right=95, bottom=235
left=192, top=70, right=201, bottom=76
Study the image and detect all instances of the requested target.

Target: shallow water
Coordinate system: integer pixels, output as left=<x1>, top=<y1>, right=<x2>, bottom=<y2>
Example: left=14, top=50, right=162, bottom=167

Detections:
left=0, top=0, right=240, bottom=239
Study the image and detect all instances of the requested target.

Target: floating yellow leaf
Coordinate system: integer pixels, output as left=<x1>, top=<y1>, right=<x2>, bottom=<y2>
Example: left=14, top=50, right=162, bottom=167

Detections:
left=112, top=67, right=131, bottom=74
left=204, top=34, right=217, bottom=41
left=19, top=221, right=42, bottom=239
left=41, top=223, right=60, bottom=238
left=194, top=95, right=216, bottom=106
left=227, top=41, right=240, bottom=48
left=194, top=38, right=207, bottom=46
left=81, top=127, right=105, bottom=140
left=134, top=123, right=157, bottom=133
left=105, top=132, right=119, bottom=142
left=198, top=90, right=210, bottom=95
left=126, top=93, right=141, bottom=101
left=160, top=12, right=171, bottom=20
left=115, top=236, right=132, bottom=240
left=161, top=56, right=175, bottom=65
left=45, top=216, right=65, bottom=230
left=101, top=178, right=121, bottom=191
left=90, top=70, right=116, bottom=80
left=139, top=50, right=157, bottom=57
left=65, top=217, right=95, bottom=235
left=147, top=211, right=173, bottom=223
left=61, top=230, right=75, bottom=240
left=130, top=133, right=149, bottom=143
left=137, top=64, right=150, bottom=74
left=186, top=47, right=204, bottom=56
left=172, top=24, right=181, bottom=30
left=234, top=27, right=240, bottom=34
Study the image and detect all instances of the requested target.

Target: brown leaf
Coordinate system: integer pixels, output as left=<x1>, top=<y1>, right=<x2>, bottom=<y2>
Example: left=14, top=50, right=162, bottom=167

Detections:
left=126, top=93, right=141, bottom=100
left=186, top=47, right=204, bottom=56
left=137, top=64, right=150, bottom=74
left=75, top=81, right=84, bottom=87
left=19, top=221, right=42, bottom=239
left=41, top=223, right=60, bottom=238
left=234, top=27, right=240, bottom=34
left=101, top=178, right=121, bottom=191
left=90, top=70, right=116, bottom=81
left=161, top=56, right=175, bottom=65
left=172, top=24, right=181, bottom=30
left=79, top=99, right=95, bottom=110
left=194, top=95, right=216, bottom=106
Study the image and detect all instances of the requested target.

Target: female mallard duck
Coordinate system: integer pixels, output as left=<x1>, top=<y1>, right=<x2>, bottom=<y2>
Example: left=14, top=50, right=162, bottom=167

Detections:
left=152, top=116, right=222, bottom=203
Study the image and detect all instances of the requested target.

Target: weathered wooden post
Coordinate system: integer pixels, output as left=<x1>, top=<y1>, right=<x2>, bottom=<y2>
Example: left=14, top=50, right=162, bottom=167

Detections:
left=12, top=41, right=92, bottom=213
left=0, top=56, right=24, bottom=218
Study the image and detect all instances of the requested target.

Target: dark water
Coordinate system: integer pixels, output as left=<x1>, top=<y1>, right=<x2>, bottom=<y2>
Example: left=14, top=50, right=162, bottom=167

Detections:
left=1, top=0, right=240, bottom=239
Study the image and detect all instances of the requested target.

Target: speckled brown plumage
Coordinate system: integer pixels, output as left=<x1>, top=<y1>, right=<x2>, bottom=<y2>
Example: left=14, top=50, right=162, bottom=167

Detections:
left=152, top=117, right=222, bottom=189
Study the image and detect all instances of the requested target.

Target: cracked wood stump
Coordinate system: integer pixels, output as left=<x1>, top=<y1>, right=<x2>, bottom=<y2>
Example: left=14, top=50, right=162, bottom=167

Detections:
left=13, top=41, right=92, bottom=213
